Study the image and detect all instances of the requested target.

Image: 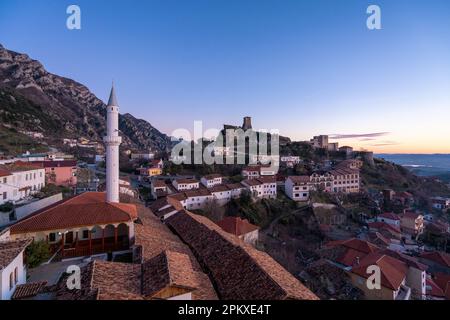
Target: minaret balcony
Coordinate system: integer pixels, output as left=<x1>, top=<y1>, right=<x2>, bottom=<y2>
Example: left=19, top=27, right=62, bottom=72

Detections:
left=103, top=136, right=122, bottom=144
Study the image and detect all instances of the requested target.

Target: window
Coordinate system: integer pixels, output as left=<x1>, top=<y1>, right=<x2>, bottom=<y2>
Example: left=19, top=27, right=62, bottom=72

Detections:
left=9, top=272, right=14, bottom=290
left=49, top=233, right=56, bottom=242
left=14, top=267, right=18, bottom=284
left=83, top=230, right=89, bottom=239
left=2, top=192, right=6, bottom=200
left=2, top=177, right=6, bottom=183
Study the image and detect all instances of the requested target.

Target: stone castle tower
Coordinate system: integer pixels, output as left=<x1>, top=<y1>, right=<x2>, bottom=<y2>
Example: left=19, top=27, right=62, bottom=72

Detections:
left=242, top=116, right=252, bottom=131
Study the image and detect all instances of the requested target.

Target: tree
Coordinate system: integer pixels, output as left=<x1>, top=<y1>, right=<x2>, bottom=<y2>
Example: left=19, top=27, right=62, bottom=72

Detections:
left=26, top=241, right=51, bottom=268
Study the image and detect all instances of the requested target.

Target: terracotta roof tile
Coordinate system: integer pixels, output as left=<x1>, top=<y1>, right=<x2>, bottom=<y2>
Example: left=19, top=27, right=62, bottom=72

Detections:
left=216, top=216, right=259, bottom=236
left=12, top=281, right=47, bottom=300
left=166, top=210, right=318, bottom=300
left=0, top=239, right=32, bottom=269
left=10, top=192, right=137, bottom=234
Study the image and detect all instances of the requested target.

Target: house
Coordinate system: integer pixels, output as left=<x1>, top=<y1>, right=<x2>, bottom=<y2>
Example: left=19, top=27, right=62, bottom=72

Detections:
left=393, top=191, right=415, bottom=206
left=309, top=171, right=334, bottom=192
left=432, top=273, right=450, bottom=300
left=0, top=161, right=46, bottom=205
left=280, top=156, right=301, bottom=168
left=241, top=177, right=277, bottom=200
left=368, top=222, right=403, bottom=240
left=376, top=212, right=401, bottom=227
left=335, top=159, right=363, bottom=170
left=172, top=179, right=200, bottom=191
left=431, top=197, right=450, bottom=211
left=209, top=185, right=233, bottom=206
left=9, top=192, right=137, bottom=259
left=137, top=166, right=162, bottom=180
left=329, top=168, right=360, bottom=193
left=242, top=166, right=260, bottom=179
left=349, top=253, right=412, bottom=300
left=130, top=152, right=155, bottom=161
left=0, top=239, right=31, bottom=300
left=200, top=174, right=223, bottom=188
left=401, top=211, right=424, bottom=238
left=285, top=176, right=310, bottom=202
left=151, top=180, right=168, bottom=199
left=216, top=216, right=259, bottom=245
left=31, top=160, right=77, bottom=187
left=324, top=239, right=427, bottom=300
left=419, top=251, right=450, bottom=275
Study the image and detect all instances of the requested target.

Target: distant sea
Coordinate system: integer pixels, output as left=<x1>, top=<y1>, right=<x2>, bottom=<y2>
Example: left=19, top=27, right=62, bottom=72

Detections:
left=376, top=154, right=450, bottom=182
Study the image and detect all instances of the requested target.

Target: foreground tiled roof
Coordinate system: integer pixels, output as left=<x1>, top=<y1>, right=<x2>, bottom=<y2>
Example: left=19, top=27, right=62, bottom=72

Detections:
left=0, top=161, right=43, bottom=173
left=216, top=216, right=259, bottom=237
left=12, top=281, right=47, bottom=300
left=10, top=192, right=137, bottom=234
left=433, top=273, right=450, bottom=300
left=0, top=239, right=32, bottom=269
left=56, top=260, right=143, bottom=300
left=166, top=210, right=318, bottom=300
left=142, top=250, right=217, bottom=300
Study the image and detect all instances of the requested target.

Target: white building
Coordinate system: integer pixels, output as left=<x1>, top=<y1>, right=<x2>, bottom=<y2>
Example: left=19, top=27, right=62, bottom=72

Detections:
left=377, top=212, right=401, bottom=227
left=285, top=176, right=310, bottom=202
left=131, top=152, right=155, bottom=161
left=0, top=239, right=31, bottom=300
left=172, top=179, right=200, bottom=191
left=330, top=168, right=360, bottom=193
left=242, top=177, right=277, bottom=200
left=201, top=174, right=223, bottom=189
left=0, top=162, right=46, bottom=205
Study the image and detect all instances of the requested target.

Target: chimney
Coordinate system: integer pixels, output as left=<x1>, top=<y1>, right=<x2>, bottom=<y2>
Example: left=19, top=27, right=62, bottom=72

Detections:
left=242, top=116, right=252, bottom=131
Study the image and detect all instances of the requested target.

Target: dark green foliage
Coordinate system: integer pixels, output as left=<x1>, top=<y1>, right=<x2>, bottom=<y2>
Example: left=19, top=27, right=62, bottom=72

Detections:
left=26, top=241, right=51, bottom=268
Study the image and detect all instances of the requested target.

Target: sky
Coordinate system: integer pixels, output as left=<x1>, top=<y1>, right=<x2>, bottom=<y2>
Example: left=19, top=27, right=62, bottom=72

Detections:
left=1, top=0, right=450, bottom=153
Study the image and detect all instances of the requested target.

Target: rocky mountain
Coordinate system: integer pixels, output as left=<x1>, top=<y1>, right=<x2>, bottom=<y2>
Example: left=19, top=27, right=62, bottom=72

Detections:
left=0, top=43, right=171, bottom=154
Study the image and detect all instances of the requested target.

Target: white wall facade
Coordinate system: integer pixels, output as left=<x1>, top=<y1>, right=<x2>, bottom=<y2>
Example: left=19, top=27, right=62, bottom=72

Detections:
left=0, top=251, right=26, bottom=300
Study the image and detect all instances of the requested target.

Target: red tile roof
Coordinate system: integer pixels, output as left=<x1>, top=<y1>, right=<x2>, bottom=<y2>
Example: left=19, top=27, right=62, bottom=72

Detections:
left=0, top=161, right=42, bottom=172
left=31, top=160, right=77, bottom=168
left=368, top=222, right=402, bottom=235
left=433, top=273, right=450, bottom=300
left=287, top=176, right=310, bottom=184
left=378, top=212, right=401, bottom=221
left=10, top=192, right=137, bottom=234
left=0, top=168, right=12, bottom=177
left=12, top=281, right=47, bottom=300
left=426, top=278, right=445, bottom=298
left=351, top=252, right=408, bottom=290
left=166, top=210, right=318, bottom=300
left=216, top=216, right=259, bottom=237
left=0, top=239, right=32, bottom=269
left=325, top=238, right=380, bottom=267
left=420, top=251, right=450, bottom=268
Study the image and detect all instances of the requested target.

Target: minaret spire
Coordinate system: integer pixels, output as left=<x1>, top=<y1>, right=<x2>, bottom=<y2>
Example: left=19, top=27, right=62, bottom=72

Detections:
left=103, top=83, right=122, bottom=203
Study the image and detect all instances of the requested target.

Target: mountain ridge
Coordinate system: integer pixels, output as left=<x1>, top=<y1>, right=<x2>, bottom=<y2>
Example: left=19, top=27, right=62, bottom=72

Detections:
left=0, top=44, right=171, bottom=154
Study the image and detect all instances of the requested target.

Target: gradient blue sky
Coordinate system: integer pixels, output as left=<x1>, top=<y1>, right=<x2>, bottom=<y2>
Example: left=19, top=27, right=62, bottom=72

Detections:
left=1, top=0, right=450, bottom=153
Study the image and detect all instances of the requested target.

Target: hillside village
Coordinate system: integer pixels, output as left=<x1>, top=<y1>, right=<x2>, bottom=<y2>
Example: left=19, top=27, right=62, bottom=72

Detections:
left=1, top=45, right=450, bottom=301
left=1, top=109, right=450, bottom=300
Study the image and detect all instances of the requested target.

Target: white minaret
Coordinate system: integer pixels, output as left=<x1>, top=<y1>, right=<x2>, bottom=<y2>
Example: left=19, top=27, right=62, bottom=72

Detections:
left=103, top=84, right=122, bottom=203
